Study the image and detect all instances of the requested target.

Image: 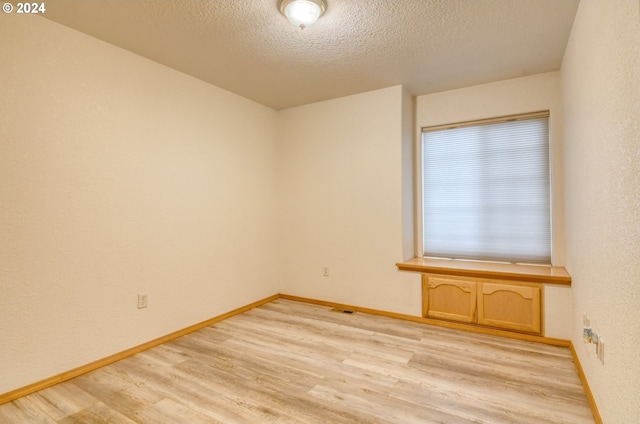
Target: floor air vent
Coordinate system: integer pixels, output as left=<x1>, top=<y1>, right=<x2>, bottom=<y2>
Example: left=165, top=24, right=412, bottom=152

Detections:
left=330, top=308, right=356, bottom=314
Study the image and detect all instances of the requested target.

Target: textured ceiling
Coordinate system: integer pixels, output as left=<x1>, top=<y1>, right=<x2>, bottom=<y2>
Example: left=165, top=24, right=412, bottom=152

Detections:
left=43, top=0, right=580, bottom=110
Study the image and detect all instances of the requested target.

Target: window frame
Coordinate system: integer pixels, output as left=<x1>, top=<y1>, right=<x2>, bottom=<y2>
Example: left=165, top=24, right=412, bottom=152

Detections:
left=417, top=110, right=552, bottom=265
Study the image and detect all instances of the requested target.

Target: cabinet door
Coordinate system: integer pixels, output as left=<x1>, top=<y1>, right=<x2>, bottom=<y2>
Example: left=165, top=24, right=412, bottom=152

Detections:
left=477, top=281, right=541, bottom=334
left=423, top=275, right=477, bottom=323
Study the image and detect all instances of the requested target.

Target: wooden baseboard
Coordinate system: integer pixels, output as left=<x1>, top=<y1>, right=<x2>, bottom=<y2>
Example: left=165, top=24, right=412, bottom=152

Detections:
left=0, top=294, right=278, bottom=406
left=569, top=342, right=603, bottom=424
left=279, top=293, right=570, bottom=347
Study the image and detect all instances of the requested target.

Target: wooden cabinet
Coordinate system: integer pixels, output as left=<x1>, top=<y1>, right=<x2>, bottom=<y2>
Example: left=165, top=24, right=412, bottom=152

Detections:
left=422, top=274, right=542, bottom=335
left=477, top=281, right=541, bottom=334
left=422, top=275, right=476, bottom=323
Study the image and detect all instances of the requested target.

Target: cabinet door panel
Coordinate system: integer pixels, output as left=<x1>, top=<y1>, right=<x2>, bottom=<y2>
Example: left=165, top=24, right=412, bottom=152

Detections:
left=478, top=282, right=541, bottom=334
left=423, top=276, right=477, bottom=323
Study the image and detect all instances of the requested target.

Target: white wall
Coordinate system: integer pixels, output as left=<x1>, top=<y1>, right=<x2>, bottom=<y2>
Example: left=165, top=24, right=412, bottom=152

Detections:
left=561, top=0, right=640, bottom=421
left=0, top=16, right=279, bottom=394
left=277, top=86, right=420, bottom=314
left=415, top=73, right=571, bottom=339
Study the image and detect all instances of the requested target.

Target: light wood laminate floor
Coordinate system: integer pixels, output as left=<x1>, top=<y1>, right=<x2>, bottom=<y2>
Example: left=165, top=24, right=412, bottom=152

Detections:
left=0, top=299, right=593, bottom=423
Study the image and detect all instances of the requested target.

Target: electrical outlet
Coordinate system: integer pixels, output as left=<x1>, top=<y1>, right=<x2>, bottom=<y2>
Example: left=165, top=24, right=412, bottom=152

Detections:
left=582, top=312, right=592, bottom=343
left=323, top=265, right=329, bottom=277
left=583, top=313, right=605, bottom=364
left=137, top=293, right=148, bottom=309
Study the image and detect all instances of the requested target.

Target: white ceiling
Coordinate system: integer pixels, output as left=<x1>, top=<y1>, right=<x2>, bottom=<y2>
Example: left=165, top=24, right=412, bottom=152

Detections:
left=43, top=0, right=580, bottom=110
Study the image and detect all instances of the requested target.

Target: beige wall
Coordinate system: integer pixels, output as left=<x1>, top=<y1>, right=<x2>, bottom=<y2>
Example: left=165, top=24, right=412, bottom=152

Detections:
left=415, top=73, right=571, bottom=339
left=561, top=0, right=640, bottom=421
left=0, top=17, right=279, bottom=393
left=277, top=86, right=420, bottom=315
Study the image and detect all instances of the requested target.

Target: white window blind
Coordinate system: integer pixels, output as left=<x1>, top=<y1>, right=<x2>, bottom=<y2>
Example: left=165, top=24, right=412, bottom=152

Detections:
left=422, top=112, right=551, bottom=264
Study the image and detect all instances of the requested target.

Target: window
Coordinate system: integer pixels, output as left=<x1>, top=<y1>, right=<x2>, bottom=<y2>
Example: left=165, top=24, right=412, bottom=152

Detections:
left=421, top=111, right=551, bottom=264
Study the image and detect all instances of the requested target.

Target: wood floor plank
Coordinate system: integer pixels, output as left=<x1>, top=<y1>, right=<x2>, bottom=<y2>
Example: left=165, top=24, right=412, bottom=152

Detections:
left=56, top=402, right=138, bottom=424
left=309, top=380, right=472, bottom=424
left=107, top=356, right=270, bottom=423
left=261, top=301, right=425, bottom=342
left=22, top=383, right=99, bottom=421
left=214, top=333, right=400, bottom=395
left=0, top=298, right=594, bottom=423
left=132, top=398, right=224, bottom=424
left=0, top=399, right=57, bottom=424
left=69, top=368, right=163, bottom=421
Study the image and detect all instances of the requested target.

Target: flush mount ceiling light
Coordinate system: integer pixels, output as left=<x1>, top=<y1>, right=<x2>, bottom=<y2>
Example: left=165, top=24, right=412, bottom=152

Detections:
left=279, top=0, right=327, bottom=29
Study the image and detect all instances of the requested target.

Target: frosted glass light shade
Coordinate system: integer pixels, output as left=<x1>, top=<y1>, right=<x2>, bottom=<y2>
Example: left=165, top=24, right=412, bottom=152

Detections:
left=279, top=0, right=327, bottom=29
